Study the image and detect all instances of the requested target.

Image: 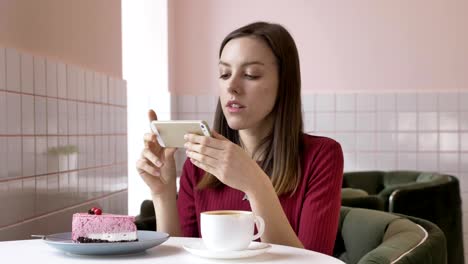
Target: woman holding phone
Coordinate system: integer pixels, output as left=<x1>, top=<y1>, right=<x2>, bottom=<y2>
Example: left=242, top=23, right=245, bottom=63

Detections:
left=136, top=21, right=343, bottom=255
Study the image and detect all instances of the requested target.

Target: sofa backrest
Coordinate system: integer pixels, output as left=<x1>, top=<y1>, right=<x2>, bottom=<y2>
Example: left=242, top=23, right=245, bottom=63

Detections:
left=360, top=218, right=427, bottom=263
left=343, top=171, right=451, bottom=195
left=383, top=171, right=450, bottom=189
left=334, top=207, right=447, bottom=264
left=343, top=171, right=385, bottom=194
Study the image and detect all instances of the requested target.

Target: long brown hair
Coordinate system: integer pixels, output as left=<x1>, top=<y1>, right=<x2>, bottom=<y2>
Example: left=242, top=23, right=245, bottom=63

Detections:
left=197, top=22, right=303, bottom=196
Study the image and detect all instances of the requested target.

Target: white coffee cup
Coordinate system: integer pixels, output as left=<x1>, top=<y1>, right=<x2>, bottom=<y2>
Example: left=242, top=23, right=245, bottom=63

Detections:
left=200, top=210, right=265, bottom=251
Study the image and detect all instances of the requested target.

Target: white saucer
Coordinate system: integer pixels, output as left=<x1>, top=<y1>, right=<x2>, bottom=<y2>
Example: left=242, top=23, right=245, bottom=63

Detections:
left=183, top=241, right=271, bottom=259
left=42, top=231, right=169, bottom=256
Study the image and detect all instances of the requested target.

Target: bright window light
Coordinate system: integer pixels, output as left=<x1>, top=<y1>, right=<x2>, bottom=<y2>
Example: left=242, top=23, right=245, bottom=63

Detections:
left=122, top=0, right=170, bottom=216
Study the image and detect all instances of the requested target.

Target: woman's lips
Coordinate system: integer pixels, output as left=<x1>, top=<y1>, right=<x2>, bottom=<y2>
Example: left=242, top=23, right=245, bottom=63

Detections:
left=226, top=100, right=246, bottom=113
left=227, top=105, right=245, bottom=113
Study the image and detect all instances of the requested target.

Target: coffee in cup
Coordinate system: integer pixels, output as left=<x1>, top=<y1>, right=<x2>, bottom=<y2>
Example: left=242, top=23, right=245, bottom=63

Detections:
left=200, top=210, right=265, bottom=251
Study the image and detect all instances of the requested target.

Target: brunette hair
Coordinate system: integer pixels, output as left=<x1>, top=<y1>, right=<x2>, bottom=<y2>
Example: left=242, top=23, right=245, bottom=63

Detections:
left=197, top=22, right=303, bottom=196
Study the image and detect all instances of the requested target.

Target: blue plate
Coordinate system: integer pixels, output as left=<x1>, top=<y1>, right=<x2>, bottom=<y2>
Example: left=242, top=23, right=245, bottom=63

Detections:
left=43, top=231, right=169, bottom=256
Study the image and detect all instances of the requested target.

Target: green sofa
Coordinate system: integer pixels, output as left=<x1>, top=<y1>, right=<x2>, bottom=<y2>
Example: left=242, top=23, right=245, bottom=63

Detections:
left=341, top=171, right=463, bottom=264
left=334, top=207, right=447, bottom=264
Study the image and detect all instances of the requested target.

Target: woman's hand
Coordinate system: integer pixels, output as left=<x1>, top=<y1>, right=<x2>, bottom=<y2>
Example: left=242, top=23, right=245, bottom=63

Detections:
left=184, top=130, right=268, bottom=194
left=136, top=110, right=177, bottom=196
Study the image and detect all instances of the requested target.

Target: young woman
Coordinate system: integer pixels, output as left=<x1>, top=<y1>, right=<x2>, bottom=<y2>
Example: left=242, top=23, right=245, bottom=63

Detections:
left=136, top=21, right=343, bottom=255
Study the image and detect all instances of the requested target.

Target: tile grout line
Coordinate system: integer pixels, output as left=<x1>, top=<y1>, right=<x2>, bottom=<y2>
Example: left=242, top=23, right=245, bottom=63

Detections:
left=0, top=189, right=128, bottom=231
left=1, top=89, right=126, bottom=108
left=0, top=162, right=127, bottom=183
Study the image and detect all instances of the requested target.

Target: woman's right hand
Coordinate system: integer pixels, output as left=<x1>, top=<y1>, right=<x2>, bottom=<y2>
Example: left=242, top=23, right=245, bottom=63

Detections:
left=136, top=109, right=177, bottom=196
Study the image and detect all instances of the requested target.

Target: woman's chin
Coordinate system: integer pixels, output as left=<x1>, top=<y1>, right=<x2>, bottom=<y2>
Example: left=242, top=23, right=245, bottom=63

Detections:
left=226, top=119, right=247, bottom=131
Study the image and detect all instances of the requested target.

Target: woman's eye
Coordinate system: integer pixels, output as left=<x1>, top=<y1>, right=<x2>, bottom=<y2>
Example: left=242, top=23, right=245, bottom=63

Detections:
left=219, top=73, right=230, bottom=79
left=244, top=74, right=259, bottom=80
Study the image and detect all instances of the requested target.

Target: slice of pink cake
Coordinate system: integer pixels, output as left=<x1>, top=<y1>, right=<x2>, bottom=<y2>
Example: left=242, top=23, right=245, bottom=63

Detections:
left=72, top=210, right=138, bottom=243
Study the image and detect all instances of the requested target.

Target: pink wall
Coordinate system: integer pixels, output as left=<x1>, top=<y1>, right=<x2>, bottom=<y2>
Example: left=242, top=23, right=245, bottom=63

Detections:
left=169, top=0, right=468, bottom=94
left=0, top=0, right=122, bottom=78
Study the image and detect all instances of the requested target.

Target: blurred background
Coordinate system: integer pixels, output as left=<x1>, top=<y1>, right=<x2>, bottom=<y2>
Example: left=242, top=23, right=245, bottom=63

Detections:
left=0, top=0, right=466, bottom=258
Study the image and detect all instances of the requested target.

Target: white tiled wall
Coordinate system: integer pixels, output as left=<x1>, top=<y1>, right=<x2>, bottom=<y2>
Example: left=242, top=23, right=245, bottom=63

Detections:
left=171, top=91, right=467, bottom=253
left=0, top=47, right=128, bottom=241
left=172, top=92, right=467, bottom=174
left=33, top=56, right=46, bottom=96
left=6, top=48, right=20, bottom=92
left=21, top=54, right=34, bottom=94
left=0, top=48, right=6, bottom=91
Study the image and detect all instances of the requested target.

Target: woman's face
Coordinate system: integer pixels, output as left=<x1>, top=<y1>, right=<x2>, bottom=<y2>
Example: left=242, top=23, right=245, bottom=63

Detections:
left=218, top=37, right=279, bottom=132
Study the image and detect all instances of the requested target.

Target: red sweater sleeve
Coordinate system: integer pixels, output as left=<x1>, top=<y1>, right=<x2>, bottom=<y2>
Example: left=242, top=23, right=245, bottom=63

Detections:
left=177, top=159, right=199, bottom=237
left=298, top=139, right=343, bottom=254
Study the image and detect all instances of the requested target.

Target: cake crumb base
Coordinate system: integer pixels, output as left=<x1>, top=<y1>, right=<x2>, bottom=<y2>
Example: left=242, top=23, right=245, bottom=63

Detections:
left=76, top=237, right=139, bottom=243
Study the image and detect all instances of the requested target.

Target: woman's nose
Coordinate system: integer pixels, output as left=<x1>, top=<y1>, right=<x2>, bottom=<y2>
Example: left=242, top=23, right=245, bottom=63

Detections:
left=226, top=76, right=241, bottom=95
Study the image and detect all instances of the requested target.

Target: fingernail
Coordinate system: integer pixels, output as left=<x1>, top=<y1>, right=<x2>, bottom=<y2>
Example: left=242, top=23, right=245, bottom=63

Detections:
left=186, top=150, right=189, bottom=155
left=155, top=160, right=162, bottom=167
left=184, top=143, right=188, bottom=148
left=155, top=171, right=160, bottom=176
left=184, top=134, right=188, bottom=140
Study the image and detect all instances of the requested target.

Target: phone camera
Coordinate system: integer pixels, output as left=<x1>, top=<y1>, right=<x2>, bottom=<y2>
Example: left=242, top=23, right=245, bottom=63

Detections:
left=201, top=124, right=205, bottom=129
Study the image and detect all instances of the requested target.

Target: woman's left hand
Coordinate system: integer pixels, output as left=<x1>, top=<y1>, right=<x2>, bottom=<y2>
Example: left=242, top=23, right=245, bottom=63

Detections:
left=184, top=130, right=267, bottom=194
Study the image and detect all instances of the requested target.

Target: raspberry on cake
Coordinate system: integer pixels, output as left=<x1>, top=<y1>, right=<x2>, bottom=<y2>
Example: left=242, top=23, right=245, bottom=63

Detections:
left=72, top=208, right=138, bottom=243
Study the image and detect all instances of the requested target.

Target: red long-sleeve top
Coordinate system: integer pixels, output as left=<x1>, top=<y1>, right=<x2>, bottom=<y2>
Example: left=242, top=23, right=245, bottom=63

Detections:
left=177, top=134, right=344, bottom=255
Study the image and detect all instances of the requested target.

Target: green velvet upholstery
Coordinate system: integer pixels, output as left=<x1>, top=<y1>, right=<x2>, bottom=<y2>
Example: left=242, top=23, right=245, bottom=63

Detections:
left=342, top=188, right=385, bottom=211
left=341, top=171, right=463, bottom=264
left=334, top=207, right=447, bottom=264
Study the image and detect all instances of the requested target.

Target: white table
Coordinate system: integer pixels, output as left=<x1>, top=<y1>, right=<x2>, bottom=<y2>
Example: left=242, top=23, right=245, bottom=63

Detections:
left=0, top=237, right=345, bottom=264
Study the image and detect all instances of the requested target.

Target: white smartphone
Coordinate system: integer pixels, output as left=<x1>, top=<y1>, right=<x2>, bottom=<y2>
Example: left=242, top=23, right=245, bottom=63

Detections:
left=150, top=120, right=212, bottom=148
